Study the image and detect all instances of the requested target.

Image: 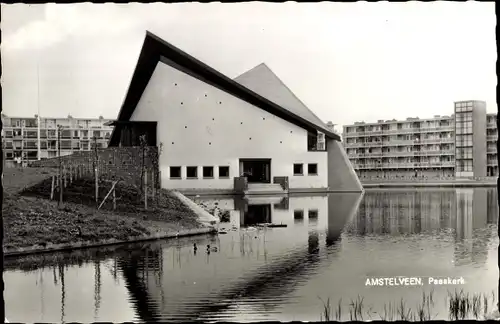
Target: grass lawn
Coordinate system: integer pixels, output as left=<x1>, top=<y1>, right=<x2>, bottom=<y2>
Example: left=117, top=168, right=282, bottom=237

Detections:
left=3, top=167, right=204, bottom=253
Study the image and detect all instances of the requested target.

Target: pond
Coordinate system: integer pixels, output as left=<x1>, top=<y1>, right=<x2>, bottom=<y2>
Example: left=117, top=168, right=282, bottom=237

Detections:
left=4, top=188, right=499, bottom=322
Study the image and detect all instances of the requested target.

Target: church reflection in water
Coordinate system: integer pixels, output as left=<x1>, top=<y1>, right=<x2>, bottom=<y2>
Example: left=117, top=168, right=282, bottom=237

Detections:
left=117, top=192, right=364, bottom=322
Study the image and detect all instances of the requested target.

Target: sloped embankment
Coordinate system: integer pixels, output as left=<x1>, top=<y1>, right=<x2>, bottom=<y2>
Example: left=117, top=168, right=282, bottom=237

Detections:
left=3, top=168, right=208, bottom=255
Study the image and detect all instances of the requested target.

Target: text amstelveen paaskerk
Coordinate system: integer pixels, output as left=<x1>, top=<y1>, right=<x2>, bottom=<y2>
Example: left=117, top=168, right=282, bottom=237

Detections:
left=365, top=277, right=466, bottom=286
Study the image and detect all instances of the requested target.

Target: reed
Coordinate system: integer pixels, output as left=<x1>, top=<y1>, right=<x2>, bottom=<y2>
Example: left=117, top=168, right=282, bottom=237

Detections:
left=319, top=289, right=496, bottom=321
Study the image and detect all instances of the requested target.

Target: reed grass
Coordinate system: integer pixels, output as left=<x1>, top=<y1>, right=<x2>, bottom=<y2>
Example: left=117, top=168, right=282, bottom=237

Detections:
left=319, top=289, right=497, bottom=321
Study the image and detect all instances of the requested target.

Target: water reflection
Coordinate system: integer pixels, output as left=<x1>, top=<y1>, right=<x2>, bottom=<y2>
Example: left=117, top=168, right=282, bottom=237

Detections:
left=4, top=189, right=499, bottom=323
left=117, top=193, right=364, bottom=322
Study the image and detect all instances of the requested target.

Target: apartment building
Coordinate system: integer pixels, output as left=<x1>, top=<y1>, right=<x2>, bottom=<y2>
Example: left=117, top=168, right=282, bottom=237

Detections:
left=1, top=114, right=114, bottom=167
left=486, top=112, right=498, bottom=176
left=343, top=100, right=497, bottom=179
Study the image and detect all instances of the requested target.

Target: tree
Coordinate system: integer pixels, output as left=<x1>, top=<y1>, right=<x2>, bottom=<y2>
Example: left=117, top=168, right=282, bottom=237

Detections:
left=58, top=125, right=63, bottom=207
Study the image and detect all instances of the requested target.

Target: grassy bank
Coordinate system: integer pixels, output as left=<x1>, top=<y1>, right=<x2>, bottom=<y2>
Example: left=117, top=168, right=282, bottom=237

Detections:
left=318, top=290, right=498, bottom=321
left=3, top=167, right=207, bottom=254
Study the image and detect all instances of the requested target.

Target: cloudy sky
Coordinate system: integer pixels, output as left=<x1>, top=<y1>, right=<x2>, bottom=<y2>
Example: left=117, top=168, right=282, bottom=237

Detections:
left=1, top=2, right=496, bottom=127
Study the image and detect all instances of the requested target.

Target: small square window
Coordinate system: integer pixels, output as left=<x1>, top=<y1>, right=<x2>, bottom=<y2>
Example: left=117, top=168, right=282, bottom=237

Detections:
left=309, top=209, right=318, bottom=219
left=170, top=166, right=181, bottom=179
left=203, top=166, right=214, bottom=178
left=294, top=210, right=304, bottom=219
left=187, top=166, right=198, bottom=179
left=308, top=163, right=318, bottom=175
left=219, top=166, right=230, bottom=178
left=293, top=163, right=303, bottom=175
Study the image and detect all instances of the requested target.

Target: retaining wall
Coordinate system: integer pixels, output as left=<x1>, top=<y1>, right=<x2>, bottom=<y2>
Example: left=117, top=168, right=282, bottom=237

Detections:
left=29, top=147, right=160, bottom=189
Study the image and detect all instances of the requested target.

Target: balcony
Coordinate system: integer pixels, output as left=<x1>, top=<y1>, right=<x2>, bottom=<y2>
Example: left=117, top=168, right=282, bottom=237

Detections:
left=382, top=140, right=414, bottom=146
left=417, top=138, right=454, bottom=144
left=351, top=161, right=455, bottom=169
left=413, top=150, right=454, bottom=156
left=487, top=135, right=498, bottom=141
left=344, top=142, right=366, bottom=148
left=363, top=141, right=383, bottom=147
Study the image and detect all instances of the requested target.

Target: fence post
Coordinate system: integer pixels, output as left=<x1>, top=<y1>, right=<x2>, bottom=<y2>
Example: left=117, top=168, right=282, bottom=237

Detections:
left=113, top=185, right=116, bottom=211
left=50, top=176, right=55, bottom=200
left=144, top=170, right=148, bottom=210
left=95, top=164, right=99, bottom=206
left=152, top=171, right=156, bottom=204
left=59, top=172, right=63, bottom=206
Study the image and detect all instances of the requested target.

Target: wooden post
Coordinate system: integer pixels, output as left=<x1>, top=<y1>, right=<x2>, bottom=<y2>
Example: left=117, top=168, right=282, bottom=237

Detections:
left=50, top=176, right=55, bottom=200
left=63, top=166, right=67, bottom=188
left=144, top=170, right=148, bottom=210
left=59, top=171, right=63, bottom=205
left=152, top=171, right=156, bottom=204
left=95, top=165, right=99, bottom=206
left=113, top=185, right=116, bottom=211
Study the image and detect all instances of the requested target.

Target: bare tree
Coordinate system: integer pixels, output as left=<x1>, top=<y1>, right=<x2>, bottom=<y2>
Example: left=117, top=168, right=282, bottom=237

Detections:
left=93, top=135, right=99, bottom=206
left=58, top=125, right=63, bottom=207
left=139, top=134, right=147, bottom=197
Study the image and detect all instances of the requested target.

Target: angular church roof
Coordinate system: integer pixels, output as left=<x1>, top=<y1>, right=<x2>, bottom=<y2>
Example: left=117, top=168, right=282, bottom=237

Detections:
left=109, top=31, right=340, bottom=145
left=234, top=63, right=329, bottom=131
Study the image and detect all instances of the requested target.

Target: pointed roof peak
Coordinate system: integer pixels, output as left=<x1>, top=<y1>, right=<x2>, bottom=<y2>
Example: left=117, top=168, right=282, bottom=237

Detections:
left=235, top=63, right=328, bottom=130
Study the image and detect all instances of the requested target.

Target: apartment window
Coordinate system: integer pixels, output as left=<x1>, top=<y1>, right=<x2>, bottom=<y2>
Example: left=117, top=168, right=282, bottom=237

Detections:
left=293, top=163, right=303, bottom=175
left=170, top=166, right=181, bottom=179
left=74, top=131, right=78, bottom=137
left=186, top=166, right=198, bottom=179
left=203, top=166, right=214, bottom=179
left=60, top=140, right=71, bottom=149
left=308, top=163, right=318, bottom=175
left=219, top=166, right=230, bottom=178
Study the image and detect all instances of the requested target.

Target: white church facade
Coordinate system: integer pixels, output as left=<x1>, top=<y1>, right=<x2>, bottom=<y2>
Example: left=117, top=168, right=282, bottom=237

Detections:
left=108, top=31, right=362, bottom=194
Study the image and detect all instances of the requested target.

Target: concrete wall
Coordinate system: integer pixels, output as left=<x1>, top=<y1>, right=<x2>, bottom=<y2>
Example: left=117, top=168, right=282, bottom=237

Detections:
left=130, top=61, right=328, bottom=191
left=29, top=147, right=159, bottom=188
left=326, top=138, right=363, bottom=192
left=472, top=101, right=487, bottom=177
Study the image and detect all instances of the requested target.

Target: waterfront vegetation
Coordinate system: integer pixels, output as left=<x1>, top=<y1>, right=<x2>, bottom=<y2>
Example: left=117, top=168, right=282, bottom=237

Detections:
left=3, top=167, right=203, bottom=254
left=318, top=290, right=498, bottom=321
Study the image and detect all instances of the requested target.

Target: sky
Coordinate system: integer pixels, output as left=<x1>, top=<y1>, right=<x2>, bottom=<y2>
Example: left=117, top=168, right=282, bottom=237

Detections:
left=1, top=2, right=497, bottom=128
